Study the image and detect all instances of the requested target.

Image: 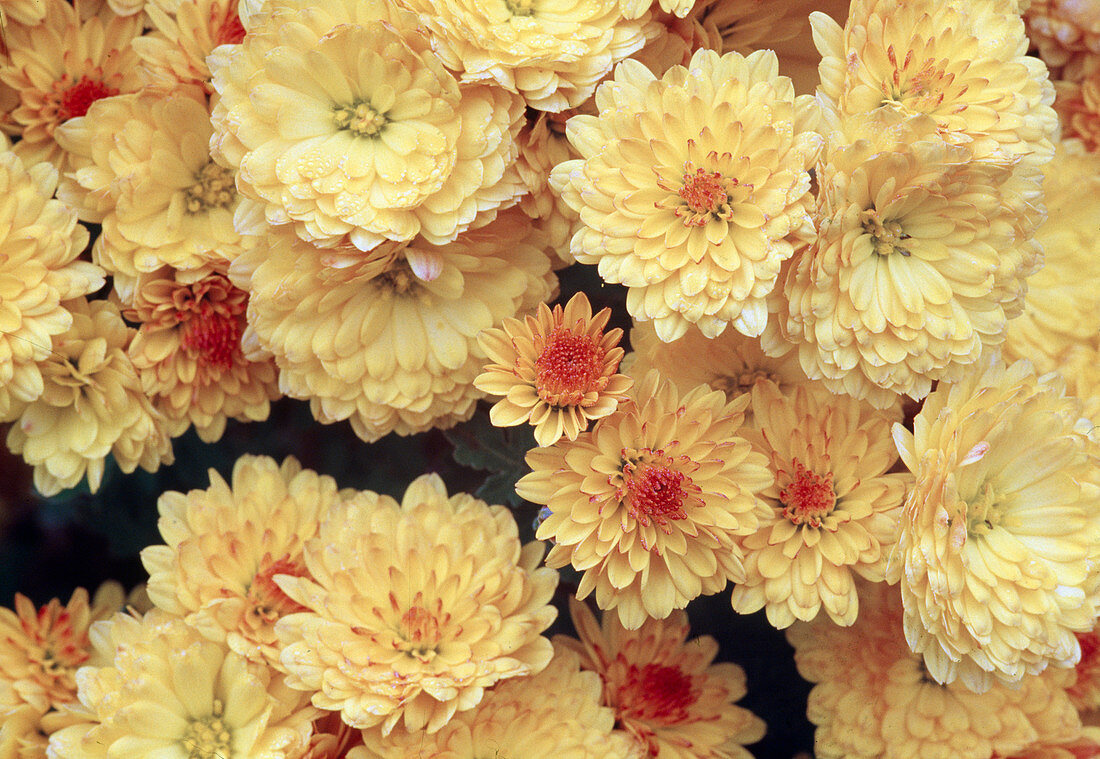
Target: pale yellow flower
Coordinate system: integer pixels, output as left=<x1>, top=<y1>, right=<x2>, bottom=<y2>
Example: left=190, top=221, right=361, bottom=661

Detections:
left=274, top=474, right=558, bottom=735
left=515, top=108, right=583, bottom=266
left=517, top=370, right=772, bottom=630
left=133, top=0, right=246, bottom=91
left=551, top=48, right=821, bottom=342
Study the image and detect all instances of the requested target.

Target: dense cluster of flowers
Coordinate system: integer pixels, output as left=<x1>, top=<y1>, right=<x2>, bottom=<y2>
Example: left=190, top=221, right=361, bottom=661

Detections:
left=0, top=0, right=1098, bottom=756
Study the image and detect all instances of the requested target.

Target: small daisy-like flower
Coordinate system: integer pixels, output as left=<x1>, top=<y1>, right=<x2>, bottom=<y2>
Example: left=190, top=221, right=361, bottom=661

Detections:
left=394, top=0, right=658, bottom=113
left=133, top=0, right=246, bottom=92
left=140, top=455, right=351, bottom=669
left=209, top=0, right=526, bottom=251
left=5, top=298, right=173, bottom=496
left=550, top=48, right=821, bottom=342
left=561, top=598, right=765, bottom=759
left=46, top=609, right=317, bottom=759
left=0, top=0, right=144, bottom=173
left=890, top=357, right=1100, bottom=692
left=354, top=640, right=640, bottom=758
left=274, top=474, right=559, bottom=735
left=475, top=291, right=632, bottom=447
left=517, top=370, right=772, bottom=630
left=124, top=266, right=279, bottom=443
left=731, top=381, right=909, bottom=628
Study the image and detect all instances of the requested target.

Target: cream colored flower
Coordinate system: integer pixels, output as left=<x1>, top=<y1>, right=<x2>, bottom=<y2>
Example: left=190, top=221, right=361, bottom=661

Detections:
left=550, top=48, right=821, bottom=342
left=515, top=108, right=583, bottom=266
left=232, top=206, right=554, bottom=442
left=1059, top=342, right=1100, bottom=425
left=561, top=598, right=765, bottom=759
left=140, top=455, right=352, bottom=669
left=274, top=474, right=559, bottom=735
left=517, top=370, right=772, bottom=630
left=133, top=0, right=246, bottom=91
left=890, top=357, right=1100, bottom=691
left=46, top=609, right=317, bottom=759
left=5, top=298, right=173, bottom=496
left=209, top=0, right=527, bottom=250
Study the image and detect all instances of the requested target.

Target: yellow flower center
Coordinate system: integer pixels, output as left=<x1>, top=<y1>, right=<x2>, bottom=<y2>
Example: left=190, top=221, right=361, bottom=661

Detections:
left=505, top=0, right=535, bottom=16
left=618, top=663, right=698, bottom=725
left=534, top=328, right=607, bottom=407
left=181, top=700, right=232, bottom=759
left=333, top=102, right=387, bottom=138
left=882, top=44, right=955, bottom=112
left=779, top=459, right=836, bottom=528
left=185, top=161, right=236, bottom=214
left=860, top=208, right=910, bottom=257
left=618, top=447, right=700, bottom=535
left=965, top=481, right=1000, bottom=536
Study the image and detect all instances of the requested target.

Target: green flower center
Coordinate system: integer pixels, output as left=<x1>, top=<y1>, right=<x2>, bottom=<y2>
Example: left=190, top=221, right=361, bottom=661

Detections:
left=185, top=161, right=236, bottom=214
left=505, top=0, right=535, bottom=16
left=333, top=102, right=387, bottom=138
left=966, top=481, right=1000, bottom=536
left=860, top=208, right=910, bottom=257
left=181, top=700, right=232, bottom=759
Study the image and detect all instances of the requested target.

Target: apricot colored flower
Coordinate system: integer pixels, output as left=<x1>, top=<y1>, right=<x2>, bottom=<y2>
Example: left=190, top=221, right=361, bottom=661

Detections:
left=0, top=0, right=144, bottom=173
left=515, top=109, right=583, bottom=265
left=1070, top=622, right=1100, bottom=714
left=133, top=0, right=246, bottom=92
left=890, top=357, right=1100, bottom=692
left=0, top=150, right=104, bottom=420
left=56, top=88, right=248, bottom=278
left=274, top=474, right=558, bottom=735
left=788, top=582, right=1083, bottom=759
left=140, top=455, right=351, bottom=669
left=232, top=206, right=554, bottom=442
left=209, top=0, right=526, bottom=251
left=732, top=381, right=909, bottom=628
left=1055, top=57, right=1100, bottom=152
left=394, top=0, right=658, bottom=112
left=1026, top=0, right=1100, bottom=69
left=560, top=598, right=765, bottom=759
left=354, top=640, right=640, bottom=758
left=767, top=113, right=1038, bottom=409
left=124, top=266, right=279, bottom=443
left=5, top=298, right=173, bottom=496
left=46, top=609, right=317, bottom=759
left=302, top=712, right=363, bottom=759
left=550, top=48, right=821, bottom=342
left=2, top=0, right=46, bottom=25
left=517, top=370, right=772, bottom=629
left=475, top=292, right=632, bottom=447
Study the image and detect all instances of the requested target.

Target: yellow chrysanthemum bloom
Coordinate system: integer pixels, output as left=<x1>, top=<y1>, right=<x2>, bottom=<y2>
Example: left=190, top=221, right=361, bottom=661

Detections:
left=354, top=640, right=640, bottom=758
left=1060, top=342, right=1100, bottom=425
left=517, top=370, right=772, bottom=630
left=0, top=0, right=144, bottom=173
left=890, top=357, right=1100, bottom=692
left=732, top=381, right=909, bottom=628
left=133, top=0, right=246, bottom=92
left=767, top=113, right=1037, bottom=409
left=56, top=88, right=248, bottom=278
left=124, top=266, right=279, bottom=443
left=274, top=474, right=559, bottom=735
left=788, top=582, right=1083, bottom=759
left=5, top=298, right=173, bottom=496
left=394, top=0, right=658, bottom=113
left=560, top=598, right=765, bottom=759
left=47, top=609, right=317, bottom=759
left=233, top=206, right=554, bottom=442
left=515, top=109, right=583, bottom=266
left=141, top=455, right=351, bottom=669
left=209, top=0, right=526, bottom=251
left=0, top=150, right=103, bottom=420
left=475, top=291, right=632, bottom=447
left=550, top=48, right=821, bottom=342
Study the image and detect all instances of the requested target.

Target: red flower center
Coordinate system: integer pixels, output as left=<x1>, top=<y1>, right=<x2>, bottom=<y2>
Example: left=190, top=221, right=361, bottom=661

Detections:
left=535, top=327, right=606, bottom=406
left=17, top=597, right=90, bottom=678
left=619, top=662, right=698, bottom=725
left=779, top=459, right=835, bottom=527
left=216, top=13, right=246, bottom=45
left=400, top=605, right=441, bottom=646
left=58, top=77, right=119, bottom=121
left=249, top=554, right=310, bottom=619
left=620, top=449, right=699, bottom=534
left=678, top=167, right=728, bottom=216
left=181, top=309, right=241, bottom=371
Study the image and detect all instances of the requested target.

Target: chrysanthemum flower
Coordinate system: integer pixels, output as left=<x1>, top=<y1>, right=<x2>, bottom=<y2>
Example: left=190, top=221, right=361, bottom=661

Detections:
left=2, top=0, right=46, bottom=25
left=515, top=109, right=584, bottom=265
left=133, top=0, right=246, bottom=92
left=1026, top=0, right=1100, bottom=70
left=123, top=266, right=279, bottom=442
left=394, top=0, right=657, bottom=113
left=5, top=298, right=173, bottom=496
left=1069, top=622, right=1100, bottom=714
left=731, top=381, right=909, bottom=628
left=233, top=206, right=554, bottom=442
left=517, top=370, right=772, bottom=629
left=302, top=712, right=363, bottom=759
left=560, top=598, right=765, bottom=759
left=1059, top=342, right=1100, bottom=424
left=209, top=0, right=527, bottom=251
left=475, top=292, right=632, bottom=447
left=890, top=357, right=1100, bottom=691
left=354, top=640, right=640, bottom=758
left=788, top=581, right=1083, bottom=759
left=274, top=474, right=559, bottom=735
left=767, top=112, right=1038, bottom=409
left=46, top=609, right=317, bottom=759
left=0, top=150, right=104, bottom=420
left=550, top=48, right=821, bottom=342
left=0, top=0, right=144, bottom=173
left=1055, top=58, right=1100, bottom=152
left=140, top=455, right=352, bottom=669
left=56, top=88, right=249, bottom=279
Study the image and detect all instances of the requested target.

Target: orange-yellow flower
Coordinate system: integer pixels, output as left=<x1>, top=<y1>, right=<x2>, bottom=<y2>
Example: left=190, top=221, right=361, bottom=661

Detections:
left=133, top=0, right=246, bottom=92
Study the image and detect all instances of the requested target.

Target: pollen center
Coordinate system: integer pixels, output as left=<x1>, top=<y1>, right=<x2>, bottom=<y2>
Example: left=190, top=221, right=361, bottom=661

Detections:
left=248, top=553, right=310, bottom=622
left=679, top=168, right=728, bottom=216
left=860, top=208, right=910, bottom=257
left=57, top=77, right=119, bottom=120
left=505, top=0, right=535, bottom=15
left=535, top=328, right=606, bottom=406
left=619, top=663, right=698, bottom=725
left=965, top=481, right=1001, bottom=536
left=181, top=308, right=242, bottom=371
left=619, top=448, right=700, bottom=533
left=185, top=161, right=236, bottom=214
left=779, top=459, right=836, bottom=527
left=181, top=701, right=232, bottom=759
left=333, top=102, right=387, bottom=138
